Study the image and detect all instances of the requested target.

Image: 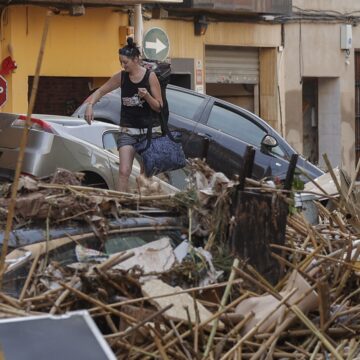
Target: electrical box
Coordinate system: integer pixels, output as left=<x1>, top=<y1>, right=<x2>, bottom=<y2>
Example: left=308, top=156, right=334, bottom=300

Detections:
left=340, top=24, right=352, bottom=50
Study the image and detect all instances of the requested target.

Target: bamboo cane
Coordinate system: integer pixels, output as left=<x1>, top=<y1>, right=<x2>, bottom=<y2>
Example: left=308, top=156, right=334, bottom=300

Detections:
left=309, top=341, right=321, bottom=360
left=105, top=303, right=173, bottom=340
left=19, top=251, right=41, bottom=302
left=0, top=292, right=21, bottom=308
left=220, top=289, right=298, bottom=360
left=49, top=276, right=79, bottom=315
left=203, top=258, right=239, bottom=359
left=59, top=281, right=136, bottom=323
left=89, top=278, right=244, bottom=314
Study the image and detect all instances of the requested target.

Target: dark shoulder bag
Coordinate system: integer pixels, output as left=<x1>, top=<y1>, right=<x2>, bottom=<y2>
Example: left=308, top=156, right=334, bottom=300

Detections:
left=133, top=110, right=186, bottom=177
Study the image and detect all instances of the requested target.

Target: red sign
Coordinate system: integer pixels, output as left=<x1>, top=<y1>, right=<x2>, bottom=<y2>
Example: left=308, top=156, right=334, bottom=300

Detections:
left=0, top=76, right=7, bottom=107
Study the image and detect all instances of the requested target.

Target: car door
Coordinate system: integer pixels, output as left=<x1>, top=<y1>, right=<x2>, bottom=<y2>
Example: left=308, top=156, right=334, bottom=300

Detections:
left=166, top=87, right=213, bottom=159
left=102, top=130, right=122, bottom=187
left=202, top=101, right=285, bottom=180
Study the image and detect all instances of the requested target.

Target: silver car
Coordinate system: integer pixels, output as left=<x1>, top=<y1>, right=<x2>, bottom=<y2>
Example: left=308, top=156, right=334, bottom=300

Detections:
left=0, top=113, right=178, bottom=193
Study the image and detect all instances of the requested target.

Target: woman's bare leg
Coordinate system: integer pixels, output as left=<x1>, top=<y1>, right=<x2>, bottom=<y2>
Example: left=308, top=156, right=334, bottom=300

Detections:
left=118, top=145, right=136, bottom=192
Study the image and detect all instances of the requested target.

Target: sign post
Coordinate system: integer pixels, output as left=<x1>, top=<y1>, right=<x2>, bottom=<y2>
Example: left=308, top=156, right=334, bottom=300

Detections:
left=143, top=28, right=170, bottom=61
left=0, top=76, right=7, bottom=107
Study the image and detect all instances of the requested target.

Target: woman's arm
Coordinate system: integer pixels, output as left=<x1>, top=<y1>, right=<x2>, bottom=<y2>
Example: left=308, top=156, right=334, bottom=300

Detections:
left=138, top=72, right=163, bottom=113
left=89, top=71, right=122, bottom=104
left=85, top=72, right=122, bottom=124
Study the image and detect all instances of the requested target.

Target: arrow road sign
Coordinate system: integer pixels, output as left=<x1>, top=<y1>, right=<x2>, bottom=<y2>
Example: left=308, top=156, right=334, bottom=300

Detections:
left=143, top=28, right=169, bottom=61
left=145, top=38, right=167, bottom=54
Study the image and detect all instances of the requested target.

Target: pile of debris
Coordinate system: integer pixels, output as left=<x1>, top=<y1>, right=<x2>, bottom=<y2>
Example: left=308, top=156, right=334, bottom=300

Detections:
left=0, top=161, right=360, bottom=359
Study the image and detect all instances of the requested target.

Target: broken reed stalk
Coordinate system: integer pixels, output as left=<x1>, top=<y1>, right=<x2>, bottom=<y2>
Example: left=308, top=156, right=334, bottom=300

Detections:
left=215, top=312, right=255, bottom=358
left=59, top=281, right=136, bottom=323
left=151, top=330, right=171, bottom=360
left=105, top=303, right=173, bottom=340
left=49, top=276, right=79, bottom=315
left=169, top=320, right=193, bottom=360
left=0, top=292, right=21, bottom=309
left=113, top=339, right=158, bottom=358
left=96, top=251, right=135, bottom=272
left=19, top=251, right=41, bottom=302
left=234, top=268, right=343, bottom=360
left=190, top=292, right=200, bottom=354
left=309, top=341, right=321, bottom=360
left=219, top=288, right=298, bottom=360
left=89, top=278, right=244, bottom=314
left=346, top=157, right=360, bottom=201
left=0, top=10, right=53, bottom=287
left=244, top=282, right=321, bottom=360
left=148, top=293, right=249, bottom=357
left=270, top=244, right=355, bottom=270
left=203, top=258, right=239, bottom=359
left=38, top=183, right=177, bottom=202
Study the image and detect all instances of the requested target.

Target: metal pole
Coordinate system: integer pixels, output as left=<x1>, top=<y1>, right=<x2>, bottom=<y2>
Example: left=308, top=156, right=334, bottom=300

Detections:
left=134, top=4, right=143, bottom=54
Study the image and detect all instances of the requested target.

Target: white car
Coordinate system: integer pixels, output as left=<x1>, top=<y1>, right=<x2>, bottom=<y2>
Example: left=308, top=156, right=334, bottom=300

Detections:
left=0, top=113, right=179, bottom=193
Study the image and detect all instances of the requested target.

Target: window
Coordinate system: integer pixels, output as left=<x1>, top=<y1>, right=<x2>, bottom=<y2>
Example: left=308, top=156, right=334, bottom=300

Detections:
left=103, top=132, right=119, bottom=155
left=207, top=104, right=267, bottom=147
left=166, top=88, right=204, bottom=120
left=104, top=233, right=176, bottom=254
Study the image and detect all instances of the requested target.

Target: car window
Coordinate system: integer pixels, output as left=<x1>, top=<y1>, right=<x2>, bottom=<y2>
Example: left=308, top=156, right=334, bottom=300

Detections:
left=103, top=132, right=119, bottom=155
left=166, top=88, right=204, bottom=120
left=269, top=143, right=285, bottom=158
left=207, top=104, right=267, bottom=147
left=41, top=231, right=180, bottom=264
left=104, top=231, right=179, bottom=254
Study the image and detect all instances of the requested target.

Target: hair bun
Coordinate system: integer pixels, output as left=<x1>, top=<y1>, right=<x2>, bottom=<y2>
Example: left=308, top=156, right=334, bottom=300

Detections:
left=127, top=37, right=134, bottom=47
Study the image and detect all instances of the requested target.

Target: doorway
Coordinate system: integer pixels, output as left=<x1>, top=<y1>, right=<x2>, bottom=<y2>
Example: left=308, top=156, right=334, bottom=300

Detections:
left=302, top=78, right=319, bottom=165
left=356, top=52, right=360, bottom=179
left=29, top=76, right=91, bottom=116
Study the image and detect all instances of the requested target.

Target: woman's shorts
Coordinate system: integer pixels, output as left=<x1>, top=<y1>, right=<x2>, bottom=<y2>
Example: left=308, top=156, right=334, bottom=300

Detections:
left=117, top=132, right=147, bottom=149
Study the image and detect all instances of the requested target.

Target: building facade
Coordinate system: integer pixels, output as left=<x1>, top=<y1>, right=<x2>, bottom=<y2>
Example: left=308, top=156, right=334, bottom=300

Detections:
left=0, top=0, right=359, bottom=178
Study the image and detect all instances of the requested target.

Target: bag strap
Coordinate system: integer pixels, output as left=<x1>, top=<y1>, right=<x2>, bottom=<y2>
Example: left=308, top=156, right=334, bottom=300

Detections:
left=120, top=70, right=125, bottom=88
left=135, top=69, right=181, bottom=154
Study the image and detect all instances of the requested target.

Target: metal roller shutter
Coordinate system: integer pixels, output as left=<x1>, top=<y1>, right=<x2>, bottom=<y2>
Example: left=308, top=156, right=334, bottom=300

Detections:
left=205, top=46, right=259, bottom=84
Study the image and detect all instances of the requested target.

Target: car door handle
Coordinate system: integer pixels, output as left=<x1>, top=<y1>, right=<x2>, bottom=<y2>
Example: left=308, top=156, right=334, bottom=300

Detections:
left=198, top=133, right=212, bottom=139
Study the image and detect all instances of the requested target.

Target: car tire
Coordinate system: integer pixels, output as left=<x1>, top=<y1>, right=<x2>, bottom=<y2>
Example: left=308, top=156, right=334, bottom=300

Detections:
left=81, top=172, right=108, bottom=189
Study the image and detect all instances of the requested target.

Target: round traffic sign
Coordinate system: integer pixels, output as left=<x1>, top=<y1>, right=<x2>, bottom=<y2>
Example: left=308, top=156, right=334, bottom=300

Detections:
left=0, top=76, right=7, bottom=107
left=143, top=28, right=170, bottom=61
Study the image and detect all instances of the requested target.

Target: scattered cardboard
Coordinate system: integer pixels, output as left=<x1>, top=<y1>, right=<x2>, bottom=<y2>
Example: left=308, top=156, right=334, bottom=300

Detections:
left=141, top=278, right=224, bottom=329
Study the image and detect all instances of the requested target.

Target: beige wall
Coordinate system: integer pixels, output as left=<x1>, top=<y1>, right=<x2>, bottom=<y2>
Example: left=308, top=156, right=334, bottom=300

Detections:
left=146, top=19, right=283, bottom=129
left=3, top=6, right=128, bottom=113
left=293, top=0, right=360, bottom=12
left=284, top=19, right=357, bottom=175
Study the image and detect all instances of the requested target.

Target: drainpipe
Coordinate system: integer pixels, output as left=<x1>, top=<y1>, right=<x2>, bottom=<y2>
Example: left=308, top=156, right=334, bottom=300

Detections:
left=134, top=4, right=143, bottom=54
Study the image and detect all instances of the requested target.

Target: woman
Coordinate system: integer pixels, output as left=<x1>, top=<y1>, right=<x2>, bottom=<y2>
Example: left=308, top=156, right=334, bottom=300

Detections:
left=84, top=37, right=163, bottom=192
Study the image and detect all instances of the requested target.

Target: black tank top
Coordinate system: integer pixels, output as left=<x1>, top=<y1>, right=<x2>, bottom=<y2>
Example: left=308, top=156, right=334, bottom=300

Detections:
left=120, top=70, right=159, bottom=129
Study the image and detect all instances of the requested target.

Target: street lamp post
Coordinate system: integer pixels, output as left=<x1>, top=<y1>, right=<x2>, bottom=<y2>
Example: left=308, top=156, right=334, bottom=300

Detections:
left=134, top=4, right=143, bottom=53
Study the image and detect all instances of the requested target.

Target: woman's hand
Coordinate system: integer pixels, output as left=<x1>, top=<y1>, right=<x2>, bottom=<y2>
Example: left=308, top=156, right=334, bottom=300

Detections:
left=138, top=87, right=148, bottom=99
left=84, top=103, right=94, bottom=125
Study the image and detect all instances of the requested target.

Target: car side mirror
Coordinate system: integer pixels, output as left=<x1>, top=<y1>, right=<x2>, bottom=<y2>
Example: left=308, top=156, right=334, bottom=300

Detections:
left=261, top=134, right=278, bottom=148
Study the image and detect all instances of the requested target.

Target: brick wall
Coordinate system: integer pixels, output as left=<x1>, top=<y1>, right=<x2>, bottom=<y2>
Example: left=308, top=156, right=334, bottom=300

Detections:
left=28, top=76, right=92, bottom=116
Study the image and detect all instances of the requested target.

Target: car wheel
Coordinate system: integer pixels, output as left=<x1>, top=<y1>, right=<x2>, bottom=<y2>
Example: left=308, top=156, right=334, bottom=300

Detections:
left=81, top=172, right=108, bottom=189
